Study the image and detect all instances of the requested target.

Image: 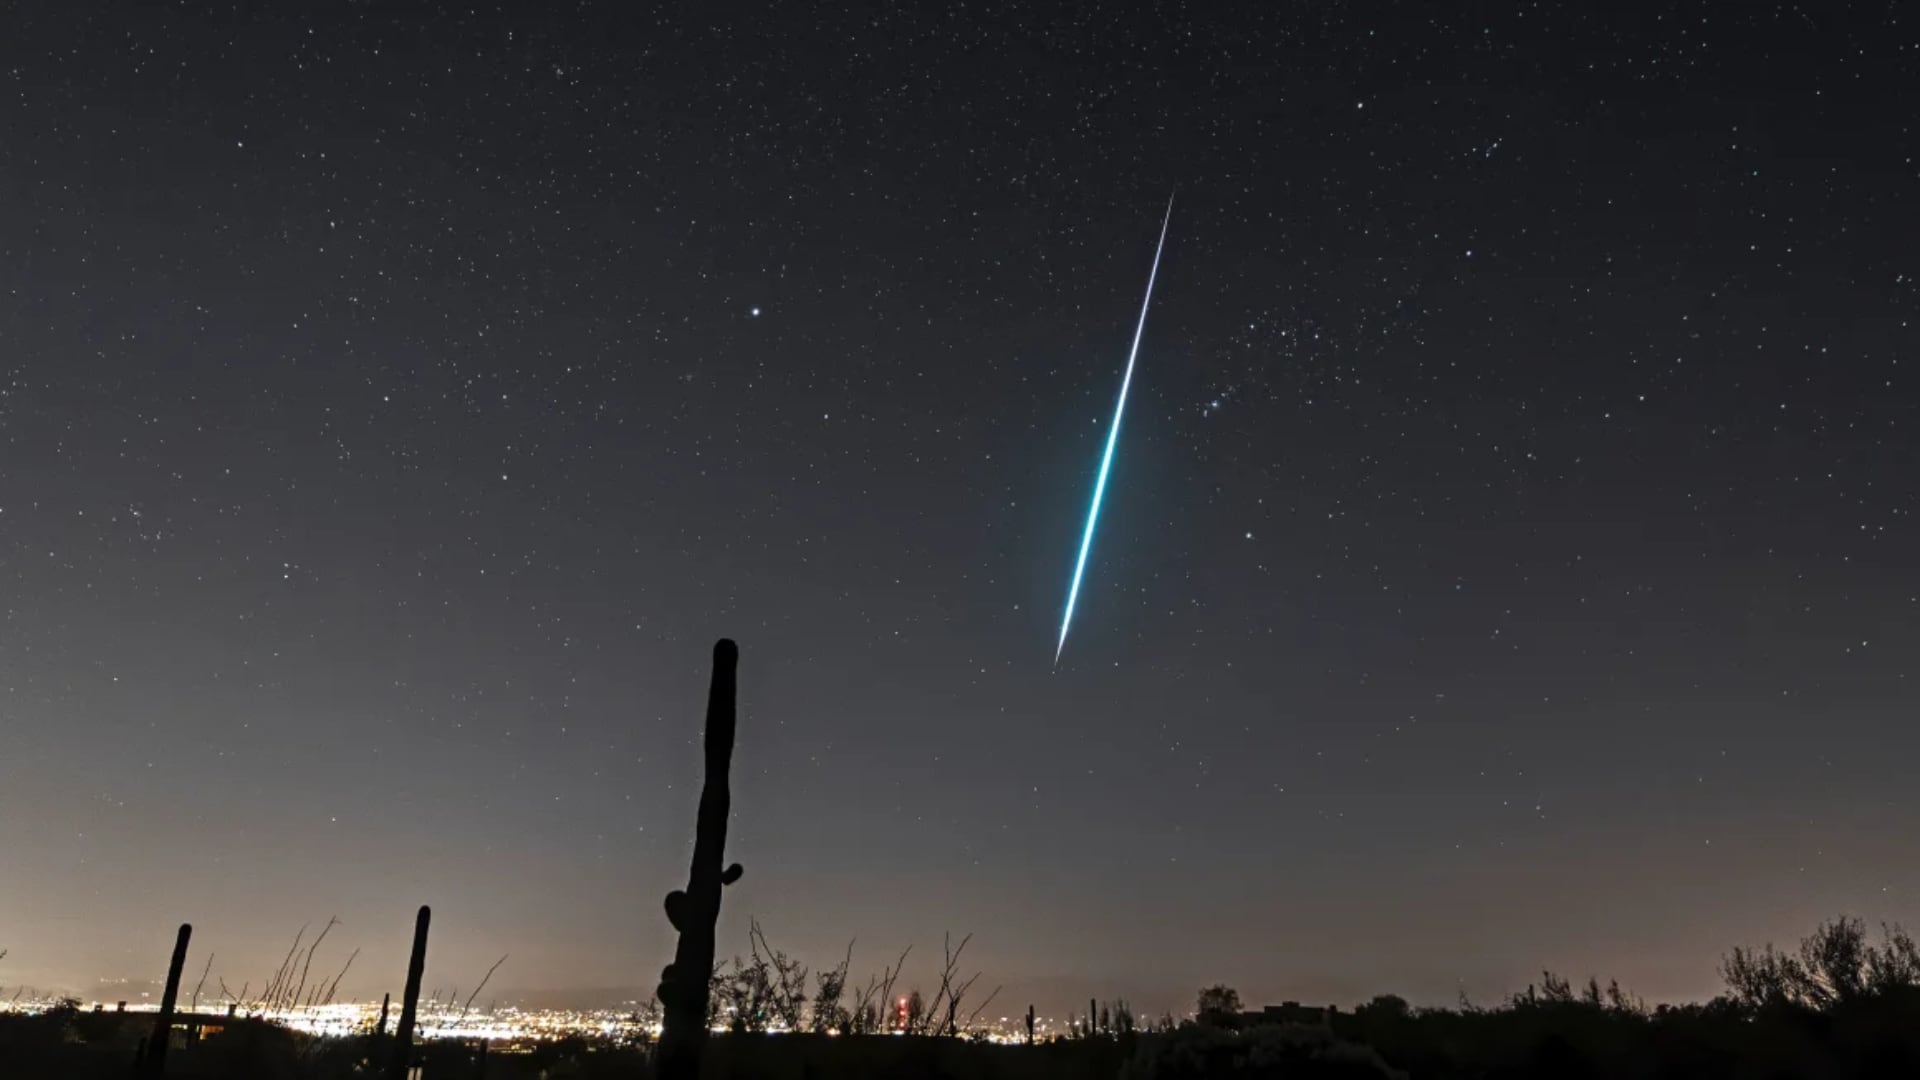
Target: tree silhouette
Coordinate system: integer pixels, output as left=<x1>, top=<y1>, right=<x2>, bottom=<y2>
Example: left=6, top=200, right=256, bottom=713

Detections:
left=1196, top=984, right=1241, bottom=1026
left=1356, top=994, right=1410, bottom=1021
left=1722, top=916, right=1920, bottom=1011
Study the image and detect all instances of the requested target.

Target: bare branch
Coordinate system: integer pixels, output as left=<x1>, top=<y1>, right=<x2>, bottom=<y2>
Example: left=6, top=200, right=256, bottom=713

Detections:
left=321, top=949, right=360, bottom=1007
left=924, top=932, right=973, bottom=1036
left=290, top=916, right=340, bottom=1013
left=748, top=921, right=807, bottom=1029
left=876, top=945, right=911, bottom=1029
left=849, top=970, right=882, bottom=1034
left=261, top=923, right=309, bottom=1009
left=462, top=955, right=509, bottom=1018
left=191, top=953, right=214, bottom=1012
left=966, top=984, right=1003, bottom=1027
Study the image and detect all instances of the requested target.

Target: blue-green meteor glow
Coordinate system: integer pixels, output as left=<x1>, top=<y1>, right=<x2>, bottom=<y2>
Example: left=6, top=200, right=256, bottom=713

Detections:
left=1056, top=196, right=1175, bottom=664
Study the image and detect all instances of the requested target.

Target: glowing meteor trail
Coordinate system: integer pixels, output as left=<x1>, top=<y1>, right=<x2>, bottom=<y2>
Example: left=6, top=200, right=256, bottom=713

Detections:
left=1055, top=195, right=1175, bottom=664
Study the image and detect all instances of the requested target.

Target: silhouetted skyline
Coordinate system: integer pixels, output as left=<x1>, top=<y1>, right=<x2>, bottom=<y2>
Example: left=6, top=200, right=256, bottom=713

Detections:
left=3, top=3, right=1914, bottom=1017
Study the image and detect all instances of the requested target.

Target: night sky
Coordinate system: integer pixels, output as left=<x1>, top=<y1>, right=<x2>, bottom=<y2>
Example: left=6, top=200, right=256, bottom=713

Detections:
left=3, top=3, right=1916, bottom=1017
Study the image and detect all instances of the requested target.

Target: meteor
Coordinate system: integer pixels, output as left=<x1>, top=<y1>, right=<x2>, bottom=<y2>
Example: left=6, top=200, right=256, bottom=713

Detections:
left=1055, top=195, right=1175, bottom=664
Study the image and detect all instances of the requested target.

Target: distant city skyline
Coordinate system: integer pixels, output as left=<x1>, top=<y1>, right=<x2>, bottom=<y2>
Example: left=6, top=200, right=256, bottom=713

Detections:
left=0, top=902, right=1815, bottom=1019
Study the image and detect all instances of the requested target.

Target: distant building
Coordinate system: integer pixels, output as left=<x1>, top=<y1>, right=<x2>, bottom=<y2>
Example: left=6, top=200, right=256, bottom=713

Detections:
left=128, top=1007, right=241, bottom=1046
left=1242, top=1001, right=1335, bottom=1026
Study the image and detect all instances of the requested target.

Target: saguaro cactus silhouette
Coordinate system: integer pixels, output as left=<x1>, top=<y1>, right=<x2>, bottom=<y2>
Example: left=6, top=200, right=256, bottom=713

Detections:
left=387, top=906, right=431, bottom=1080
left=143, top=923, right=192, bottom=1075
left=656, top=639, right=745, bottom=1080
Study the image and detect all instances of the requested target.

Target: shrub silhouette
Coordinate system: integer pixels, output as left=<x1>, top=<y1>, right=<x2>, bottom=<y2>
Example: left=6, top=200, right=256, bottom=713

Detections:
left=1122, top=1023, right=1404, bottom=1080
left=1721, top=915, right=1920, bottom=1011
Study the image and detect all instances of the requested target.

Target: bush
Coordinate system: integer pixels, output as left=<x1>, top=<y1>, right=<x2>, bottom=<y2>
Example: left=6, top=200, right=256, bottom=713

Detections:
left=1123, top=1023, right=1405, bottom=1080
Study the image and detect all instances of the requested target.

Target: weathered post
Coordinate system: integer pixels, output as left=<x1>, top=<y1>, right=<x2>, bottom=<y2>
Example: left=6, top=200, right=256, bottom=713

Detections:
left=655, top=639, right=746, bottom=1080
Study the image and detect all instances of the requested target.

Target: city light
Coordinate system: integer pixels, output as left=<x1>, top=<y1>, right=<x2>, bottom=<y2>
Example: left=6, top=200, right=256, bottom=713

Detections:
left=0, top=994, right=1062, bottom=1045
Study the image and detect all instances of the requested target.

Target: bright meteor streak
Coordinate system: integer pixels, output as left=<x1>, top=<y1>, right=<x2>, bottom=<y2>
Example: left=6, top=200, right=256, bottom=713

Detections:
left=1055, top=195, right=1176, bottom=664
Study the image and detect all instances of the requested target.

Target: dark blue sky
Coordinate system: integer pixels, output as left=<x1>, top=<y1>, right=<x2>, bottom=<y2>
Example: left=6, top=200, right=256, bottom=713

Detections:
left=2, top=1, right=1914, bottom=1016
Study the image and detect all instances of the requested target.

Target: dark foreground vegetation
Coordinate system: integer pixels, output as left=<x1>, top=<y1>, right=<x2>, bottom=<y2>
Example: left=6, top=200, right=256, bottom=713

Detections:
left=7, top=915, right=1920, bottom=1079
